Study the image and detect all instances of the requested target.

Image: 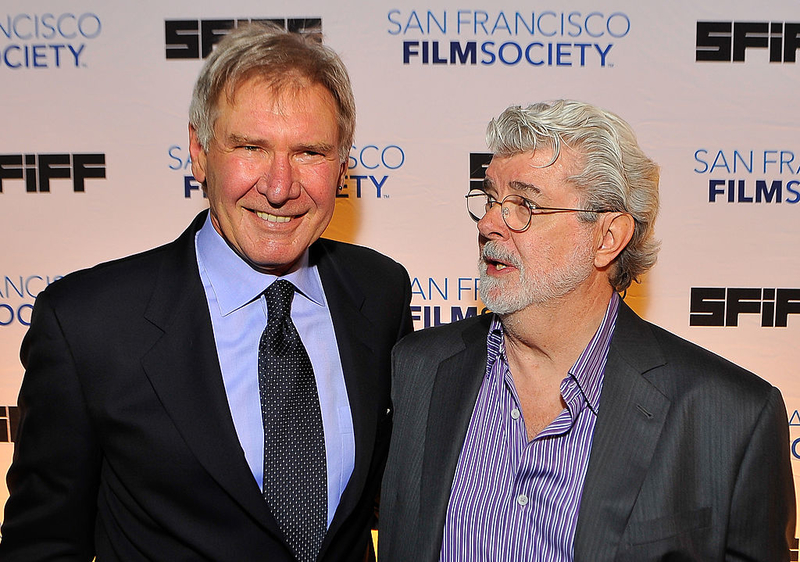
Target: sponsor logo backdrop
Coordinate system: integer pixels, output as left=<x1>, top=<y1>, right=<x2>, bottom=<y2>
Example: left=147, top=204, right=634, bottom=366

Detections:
left=2, top=0, right=799, bottom=539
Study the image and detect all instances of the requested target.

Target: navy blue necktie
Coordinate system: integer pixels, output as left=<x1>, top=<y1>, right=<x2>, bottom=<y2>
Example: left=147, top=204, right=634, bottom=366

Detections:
left=259, top=279, right=327, bottom=562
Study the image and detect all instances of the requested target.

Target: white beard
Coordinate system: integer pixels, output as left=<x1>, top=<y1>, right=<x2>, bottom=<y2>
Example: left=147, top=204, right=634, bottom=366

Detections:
left=478, top=235, right=596, bottom=315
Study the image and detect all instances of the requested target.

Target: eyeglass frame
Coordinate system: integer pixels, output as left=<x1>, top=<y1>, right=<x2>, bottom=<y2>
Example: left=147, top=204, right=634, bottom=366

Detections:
left=465, top=189, right=618, bottom=232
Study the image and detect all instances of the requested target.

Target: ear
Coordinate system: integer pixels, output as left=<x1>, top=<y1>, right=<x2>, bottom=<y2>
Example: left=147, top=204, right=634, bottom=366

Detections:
left=336, top=160, right=347, bottom=189
left=188, top=125, right=208, bottom=186
left=594, top=212, right=635, bottom=269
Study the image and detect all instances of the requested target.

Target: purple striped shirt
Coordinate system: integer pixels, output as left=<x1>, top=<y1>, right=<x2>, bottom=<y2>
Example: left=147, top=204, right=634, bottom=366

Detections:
left=440, top=293, right=620, bottom=562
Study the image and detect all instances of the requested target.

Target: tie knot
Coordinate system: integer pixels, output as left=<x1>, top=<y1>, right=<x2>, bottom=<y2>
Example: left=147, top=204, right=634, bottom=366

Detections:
left=265, top=279, right=296, bottom=321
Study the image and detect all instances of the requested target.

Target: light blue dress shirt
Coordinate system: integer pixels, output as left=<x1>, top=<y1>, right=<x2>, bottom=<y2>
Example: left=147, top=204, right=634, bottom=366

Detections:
left=195, top=214, right=355, bottom=527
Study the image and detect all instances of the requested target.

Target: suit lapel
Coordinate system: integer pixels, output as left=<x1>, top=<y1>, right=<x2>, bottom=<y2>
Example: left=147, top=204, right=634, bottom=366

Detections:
left=311, top=241, right=381, bottom=542
left=574, top=302, right=670, bottom=559
left=140, top=212, right=279, bottom=537
left=419, top=316, right=491, bottom=560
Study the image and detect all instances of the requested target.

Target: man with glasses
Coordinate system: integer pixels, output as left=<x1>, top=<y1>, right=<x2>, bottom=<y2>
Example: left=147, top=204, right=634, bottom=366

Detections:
left=379, top=100, right=794, bottom=561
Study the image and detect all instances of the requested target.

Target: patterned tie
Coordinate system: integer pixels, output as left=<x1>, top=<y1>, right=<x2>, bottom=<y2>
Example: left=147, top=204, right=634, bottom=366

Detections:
left=259, top=279, right=327, bottom=562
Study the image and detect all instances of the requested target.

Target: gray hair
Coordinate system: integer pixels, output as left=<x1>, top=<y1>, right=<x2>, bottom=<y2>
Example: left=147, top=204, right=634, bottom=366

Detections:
left=189, top=23, right=356, bottom=162
left=486, top=99, right=660, bottom=292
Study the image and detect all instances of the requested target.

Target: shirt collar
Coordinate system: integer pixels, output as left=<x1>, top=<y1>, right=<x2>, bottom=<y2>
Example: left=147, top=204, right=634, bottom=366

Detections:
left=567, top=292, right=620, bottom=414
left=195, top=213, right=325, bottom=316
left=485, top=292, right=620, bottom=414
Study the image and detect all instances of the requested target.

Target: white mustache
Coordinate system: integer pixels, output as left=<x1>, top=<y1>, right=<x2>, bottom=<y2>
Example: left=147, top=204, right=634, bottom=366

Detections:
left=480, top=241, right=523, bottom=270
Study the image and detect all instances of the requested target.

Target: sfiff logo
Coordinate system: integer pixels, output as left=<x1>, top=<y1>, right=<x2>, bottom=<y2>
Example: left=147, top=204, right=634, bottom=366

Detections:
left=696, top=21, right=800, bottom=62
left=0, top=153, right=106, bottom=192
left=470, top=152, right=492, bottom=192
left=690, top=287, right=800, bottom=327
left=165, top=18, right=322, bottom=59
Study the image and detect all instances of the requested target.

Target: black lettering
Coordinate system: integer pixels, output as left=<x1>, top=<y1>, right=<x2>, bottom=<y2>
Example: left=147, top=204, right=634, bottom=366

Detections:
left=0, top=154, right=23, bottom=192
left=775, top=288, right=800, bottom=327
left=696, top=21, right=731, bottom=61
left=200, top=19, right=235, bottom=58
left=469, top=152, right=492, bottom=192
left=37, top=153, right=71, bottom=192
left=165, top=20, right=199, bottom=59
left=726, top=288, right=762, bottom=326
left=73, top=153, right=106, bottom=192
left=689, top=287, right=725, bottom=326
left=732, top=22, right=769, bottom=62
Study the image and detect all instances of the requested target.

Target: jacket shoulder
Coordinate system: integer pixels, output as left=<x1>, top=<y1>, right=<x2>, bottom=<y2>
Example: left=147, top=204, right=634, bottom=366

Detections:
left=619, top=306, right=775, bottom=403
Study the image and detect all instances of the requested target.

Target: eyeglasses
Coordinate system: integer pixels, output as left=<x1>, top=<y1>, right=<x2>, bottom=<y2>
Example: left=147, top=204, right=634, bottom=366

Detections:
left=465, top=189, right=615, bottom=232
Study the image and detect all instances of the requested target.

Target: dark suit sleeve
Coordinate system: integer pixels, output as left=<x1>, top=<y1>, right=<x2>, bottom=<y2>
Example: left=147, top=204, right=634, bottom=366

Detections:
left=0, top=291, right=100, bottom=560
left=725, top=386, right=795, bottom=561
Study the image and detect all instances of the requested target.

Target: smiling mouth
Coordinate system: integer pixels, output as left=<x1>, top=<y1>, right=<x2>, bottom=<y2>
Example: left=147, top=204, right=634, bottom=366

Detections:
left=255, top=210, right=291, bottom=223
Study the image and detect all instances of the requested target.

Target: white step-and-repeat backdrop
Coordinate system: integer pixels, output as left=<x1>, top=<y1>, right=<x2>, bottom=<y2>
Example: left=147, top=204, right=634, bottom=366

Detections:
left=2, top=0, right=799, bottom=545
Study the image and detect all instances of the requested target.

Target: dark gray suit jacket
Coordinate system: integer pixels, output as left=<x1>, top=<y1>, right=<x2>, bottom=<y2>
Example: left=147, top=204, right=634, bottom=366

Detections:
left=380, top=302, right=795, bottom=561
left=1, top=211, right=413, bottom=561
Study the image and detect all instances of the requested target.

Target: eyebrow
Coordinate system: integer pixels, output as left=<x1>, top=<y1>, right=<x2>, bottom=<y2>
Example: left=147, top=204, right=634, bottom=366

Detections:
left=226, top=134, right=336, bottom=155
left=483, top=176, right=542, bottom=196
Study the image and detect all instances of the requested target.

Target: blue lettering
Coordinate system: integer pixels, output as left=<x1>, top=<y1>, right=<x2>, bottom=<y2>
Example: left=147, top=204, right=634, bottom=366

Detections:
left=183, top=176, right=203, bottom=198
left=709, top=179, right=726, bottom=202
left=537, top=11, right=558, bottom=37
left=404, top=11, right=424, bottom=34
left=168, top=145, right=184, bottom=170
left=491, top=12, right=511, bottom=35
left=451, top=41, right=476, bottom=64
left=781, top=151, right=797, bottom=174
left=498, top=41, right=522, bottom=64
left=451, top=306, right=478, bottom=322
left=481, top=41, right=496, bottom=64
left=515, top=13, right=534, bottom=35
left=457, top=277, right=480, bottom=300
left=607, top=13, right=631, bottom=38
left=755, top=180, right=782, bottom=203
left=427, top=11, right=446, bottom=34
left=387, top=10, right=402, bottom=35
left=474, top=11, right=489, bottom=35
left=585, top=12, right=604, bottom=38
left=733, top=150, right=753, bottom=173
left=595, top=43, right=612, bottom=66
left=556, top=42, right=571, bottom=65
left=710, top=151, right=731, bottom=174
left=694, top=149, right=709, bottom=173
left=525, top=42, right=544, bottom=65
left=786, top=180, right=800, bottom=203
left=402, top=41, right=419, bottom=63
left=67, top=43, right=83, bottom=66
left=370, top=175, right=388, bottom=198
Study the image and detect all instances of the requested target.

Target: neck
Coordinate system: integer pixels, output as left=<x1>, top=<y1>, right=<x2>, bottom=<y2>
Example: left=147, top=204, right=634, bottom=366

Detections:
left=500, top=283, right=615, bottom=382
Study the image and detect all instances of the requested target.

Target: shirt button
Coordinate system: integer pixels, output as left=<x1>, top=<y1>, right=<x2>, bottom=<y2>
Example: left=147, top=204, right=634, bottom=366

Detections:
left=511, top=408, right=521, bottom=420
left=517, top=494, right=528, bottom=506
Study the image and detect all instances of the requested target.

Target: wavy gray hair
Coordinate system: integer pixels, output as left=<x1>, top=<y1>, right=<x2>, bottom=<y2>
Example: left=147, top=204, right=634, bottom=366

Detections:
left=486, top=100, right=660, bottom=292
left=189, top=22, right=355, bottom=162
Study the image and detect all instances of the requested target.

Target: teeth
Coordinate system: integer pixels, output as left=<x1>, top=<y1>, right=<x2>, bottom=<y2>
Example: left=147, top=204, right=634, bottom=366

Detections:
left=256, top=211, right=290, bottom=223
left=495, top=263, right=507, bottom=270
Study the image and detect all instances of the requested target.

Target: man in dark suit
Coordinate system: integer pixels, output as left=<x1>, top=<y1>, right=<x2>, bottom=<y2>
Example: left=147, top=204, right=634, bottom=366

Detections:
left=379, top=100, right=795, bottom=561
left=0, top=24, right=412, bottom=561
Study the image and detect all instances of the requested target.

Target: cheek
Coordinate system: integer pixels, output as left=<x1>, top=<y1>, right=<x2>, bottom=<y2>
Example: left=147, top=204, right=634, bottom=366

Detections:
left=303, top=167, right=340, bottom=209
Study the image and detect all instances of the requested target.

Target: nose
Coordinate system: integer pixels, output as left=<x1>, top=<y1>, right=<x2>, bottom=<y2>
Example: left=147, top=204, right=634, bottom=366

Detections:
left=257, top=153, right=301, bottom=205
left=477, top=201, right=508, bottom=240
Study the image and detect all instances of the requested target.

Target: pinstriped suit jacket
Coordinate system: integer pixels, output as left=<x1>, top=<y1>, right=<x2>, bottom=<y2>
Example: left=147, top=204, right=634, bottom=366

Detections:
left=380, top=301, right=795, bottom=561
